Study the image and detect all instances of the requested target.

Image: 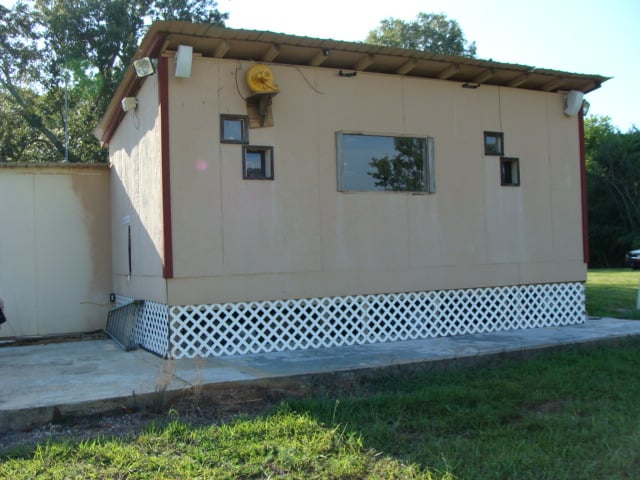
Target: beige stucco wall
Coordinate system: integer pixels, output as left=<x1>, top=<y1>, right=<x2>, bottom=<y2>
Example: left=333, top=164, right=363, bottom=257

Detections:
left=0, top=164, right=111, bottom=337
left=109, top=75, right=167, bottom=303
left=130, top=57, right=585, bottom=306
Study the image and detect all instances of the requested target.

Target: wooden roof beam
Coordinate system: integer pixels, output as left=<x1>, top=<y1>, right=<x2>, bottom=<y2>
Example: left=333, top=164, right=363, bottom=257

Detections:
left=213, top=39, right=229, bottom=58
left=437, top=64, right=459, bottom=80
left=309, top=49, right=329, bottom=67
left=261, top=44, right=280, bottom=62
left=472, top=69, right=495, bottom=84
left=541, top=78, right=565, bottom=91
left=506, top=73, right=530, bottom=88
left=581, top=80, right=600, bottom=92
left=354, top=54, right=374, bottom=71
left=395, top=59, right=417, bottom=75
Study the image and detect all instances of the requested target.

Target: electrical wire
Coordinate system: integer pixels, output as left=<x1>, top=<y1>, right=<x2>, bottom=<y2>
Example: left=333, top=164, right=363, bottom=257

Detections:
left=295, top=67, right=324, bottom=94
left=235, top=64, right=248, bottom=101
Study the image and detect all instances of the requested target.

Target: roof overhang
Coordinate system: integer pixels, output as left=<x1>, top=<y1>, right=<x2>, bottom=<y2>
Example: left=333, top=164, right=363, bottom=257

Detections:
left=96, top=21, right=610, bottom=145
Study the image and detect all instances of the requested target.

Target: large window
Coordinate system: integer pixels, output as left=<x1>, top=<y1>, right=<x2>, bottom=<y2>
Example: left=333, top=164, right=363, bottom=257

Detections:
left=336, top=133, right=435, bottom=192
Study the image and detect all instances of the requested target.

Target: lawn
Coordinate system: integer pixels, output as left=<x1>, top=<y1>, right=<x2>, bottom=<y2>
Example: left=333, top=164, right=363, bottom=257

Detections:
left=3, top=340, right=640, bottom=479
left=1, top=270, right=639, bottom=479
left=289, top=340, right=640, bottom=479
left=586, top=268, right=640, bottom=319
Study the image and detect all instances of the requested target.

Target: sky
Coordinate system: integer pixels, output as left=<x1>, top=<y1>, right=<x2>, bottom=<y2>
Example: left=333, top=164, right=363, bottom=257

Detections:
left=1, top=0, right=638, bottom=131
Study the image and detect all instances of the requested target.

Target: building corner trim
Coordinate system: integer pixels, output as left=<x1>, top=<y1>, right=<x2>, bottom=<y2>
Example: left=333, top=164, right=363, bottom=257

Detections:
left=159, top=57, right=174, bottom=279
left=578, top=110, right=589, bottom=264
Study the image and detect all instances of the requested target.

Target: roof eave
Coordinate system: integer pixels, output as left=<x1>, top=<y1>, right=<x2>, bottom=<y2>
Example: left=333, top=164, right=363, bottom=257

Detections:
left=95, top=21, right=610, bottom=146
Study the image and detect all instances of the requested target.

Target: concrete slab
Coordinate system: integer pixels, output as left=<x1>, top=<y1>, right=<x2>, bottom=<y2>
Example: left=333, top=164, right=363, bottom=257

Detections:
left=1, top=318, right=639, bottom=432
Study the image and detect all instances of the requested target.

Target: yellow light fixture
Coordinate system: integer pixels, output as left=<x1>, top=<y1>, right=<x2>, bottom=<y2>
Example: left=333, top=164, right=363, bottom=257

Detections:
left=246, top=64, right=280, bottom=94
left=245, top=64, right=280, bottom=127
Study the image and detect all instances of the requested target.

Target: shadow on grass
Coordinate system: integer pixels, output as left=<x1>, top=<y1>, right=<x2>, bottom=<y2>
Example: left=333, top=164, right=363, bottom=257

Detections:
left=282, top=338, right=640, bottom=480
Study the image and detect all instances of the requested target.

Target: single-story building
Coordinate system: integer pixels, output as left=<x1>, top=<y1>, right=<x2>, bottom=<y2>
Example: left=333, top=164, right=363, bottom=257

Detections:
left=95, top=22, right=606, bottom=358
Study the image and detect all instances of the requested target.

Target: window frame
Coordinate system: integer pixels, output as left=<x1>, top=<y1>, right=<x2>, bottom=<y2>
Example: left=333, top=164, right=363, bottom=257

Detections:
left=484, top=131, right=504, bottom=156
left=220, top=114, right=249, bottom=144
left=242, top=145, right=274, bottom=180
left=500, top=157, right=520, bottom=186
left=336, top=131, right=435, bottom=193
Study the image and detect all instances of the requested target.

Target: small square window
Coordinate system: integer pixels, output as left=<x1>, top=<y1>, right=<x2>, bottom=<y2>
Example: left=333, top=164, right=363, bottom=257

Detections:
left=221, top=114, right=249, bottom=143
left=500, top=157, right=520, bottom=186
left=484, top=131, right=504, bottom=156
left=243, top=146, right=274, bottom=180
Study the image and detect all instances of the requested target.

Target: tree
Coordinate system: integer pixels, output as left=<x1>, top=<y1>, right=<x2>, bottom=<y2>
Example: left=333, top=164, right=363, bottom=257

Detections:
left=585, top=116, right=640, bottom=266
left=366, top=12, right=477, bottom=57
left=0, top=0, right=227, bottom=163
left=369, top=138, right=426, bottom=192
left=0, top=90, right=55, bottom=163
left=0, top=2, right=73, bottom=161
left=148, top=0, right=227, bottom=24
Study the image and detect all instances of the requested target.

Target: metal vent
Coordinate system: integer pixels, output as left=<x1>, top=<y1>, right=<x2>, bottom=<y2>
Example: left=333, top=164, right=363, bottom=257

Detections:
left=105, top=300, right=143, bottom=351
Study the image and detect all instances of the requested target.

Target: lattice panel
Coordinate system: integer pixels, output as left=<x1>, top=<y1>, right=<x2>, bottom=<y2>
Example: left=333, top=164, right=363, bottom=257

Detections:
left=167, top=282, right=585, bottom=359
left=105, top=300, right=142, bottom=351
left=114, top=295, right=134, bottom=308
left=109, top=296, right=169, bottom=357
left=134, top=301, right=169, bottom=357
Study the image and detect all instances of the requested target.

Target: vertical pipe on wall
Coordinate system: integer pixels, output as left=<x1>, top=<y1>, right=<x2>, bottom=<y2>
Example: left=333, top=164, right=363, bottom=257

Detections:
left=158, top=57, right=174, bottom=279
left=578, top=107, right=589, bottom=264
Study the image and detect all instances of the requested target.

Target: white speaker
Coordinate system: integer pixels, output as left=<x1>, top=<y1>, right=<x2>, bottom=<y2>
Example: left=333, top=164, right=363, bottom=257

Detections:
left=564, top=90, right=584, bottom=116
left=175, top=45, right=193, bottom=78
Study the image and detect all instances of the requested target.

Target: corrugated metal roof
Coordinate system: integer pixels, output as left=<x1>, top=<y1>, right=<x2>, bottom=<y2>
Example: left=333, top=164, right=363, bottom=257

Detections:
left=96, top=21, right=610, bottom=144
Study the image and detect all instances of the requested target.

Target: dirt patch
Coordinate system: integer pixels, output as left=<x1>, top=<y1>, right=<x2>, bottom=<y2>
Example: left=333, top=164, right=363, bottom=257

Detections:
left=0, top=331, right=107, bottom=348
left=0, top=379, right=315, bottom=454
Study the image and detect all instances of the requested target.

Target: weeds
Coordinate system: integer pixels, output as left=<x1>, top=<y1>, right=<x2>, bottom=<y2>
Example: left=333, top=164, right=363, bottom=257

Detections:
left=0, top=412, right=439, bottom=479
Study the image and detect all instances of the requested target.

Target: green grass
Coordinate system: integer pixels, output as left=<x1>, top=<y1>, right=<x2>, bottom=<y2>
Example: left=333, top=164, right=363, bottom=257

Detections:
left=287, top=340, right=640, bottom=480
left=2, top=270, right=640, bottom=479
left=586, top=268, right=640, bottom=319
left=0, top=411, right=447, bottom=479
left=3, top=342, right=640, bottom=479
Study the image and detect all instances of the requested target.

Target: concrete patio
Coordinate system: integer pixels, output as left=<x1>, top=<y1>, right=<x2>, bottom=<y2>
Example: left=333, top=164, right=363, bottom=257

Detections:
left=1, top=318, right=640, bottom=432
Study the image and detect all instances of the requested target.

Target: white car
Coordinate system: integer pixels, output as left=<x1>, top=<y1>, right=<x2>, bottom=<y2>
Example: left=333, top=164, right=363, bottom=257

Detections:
left=625, top=249, right=640, bottom=269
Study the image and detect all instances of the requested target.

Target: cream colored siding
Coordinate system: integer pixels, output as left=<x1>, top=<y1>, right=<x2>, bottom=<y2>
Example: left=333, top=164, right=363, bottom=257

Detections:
left=0, top=166, right=110, bottom=337
left=109, top=75, right=167, bottom=303
left=546, top=94, right=584, bottom=262
left=168, top=60, right=225, bottom=277
left=113, top=57, right=586, bottom=306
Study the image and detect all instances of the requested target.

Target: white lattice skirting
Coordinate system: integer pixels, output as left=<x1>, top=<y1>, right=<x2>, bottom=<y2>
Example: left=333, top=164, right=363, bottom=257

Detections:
left=114, top=295, right=169, bottom=357
left=114, top=283, right=585, bottom=359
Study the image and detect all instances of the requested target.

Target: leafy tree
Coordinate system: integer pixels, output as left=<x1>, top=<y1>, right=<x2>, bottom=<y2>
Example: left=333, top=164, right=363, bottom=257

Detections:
left=366, top=12, right=477, bottom=57
left=586, top=116, right=640, bottom=265
left=0, top=0, right=227, bottom=163
left=369, top=138, right=426, bottom=192
left=0, top=90, right=53, bottom=162
left=0, top=2, right=72, bottom=161
left=148, top=0, right=227, bottom=23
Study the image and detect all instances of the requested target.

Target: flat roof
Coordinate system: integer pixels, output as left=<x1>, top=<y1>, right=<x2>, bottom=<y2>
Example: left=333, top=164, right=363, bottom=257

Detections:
left=96, top=21, right=610, bottom=144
